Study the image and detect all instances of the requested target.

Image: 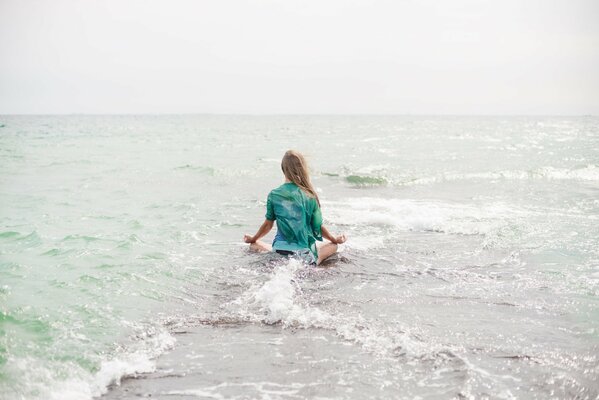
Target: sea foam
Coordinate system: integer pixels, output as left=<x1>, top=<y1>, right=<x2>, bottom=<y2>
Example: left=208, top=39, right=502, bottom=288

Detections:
left=324, top=197, right=517, bottom=236
left=400, top=164, right=599, bottom=186
left=7, top=328, right=176, bottom=400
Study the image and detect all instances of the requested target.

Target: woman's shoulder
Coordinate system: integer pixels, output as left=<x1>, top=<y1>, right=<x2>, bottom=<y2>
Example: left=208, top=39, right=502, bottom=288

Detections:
left=270, top=182, right=289, bottom=192
left=268, top=183, right=295, bottom=199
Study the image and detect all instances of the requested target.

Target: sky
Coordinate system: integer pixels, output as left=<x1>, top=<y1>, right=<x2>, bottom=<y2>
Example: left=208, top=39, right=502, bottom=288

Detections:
left=0, top=0, right=598, bottom=115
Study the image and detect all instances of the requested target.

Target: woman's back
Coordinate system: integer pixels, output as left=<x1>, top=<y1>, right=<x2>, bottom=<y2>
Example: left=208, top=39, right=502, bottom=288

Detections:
left=266, top=182, right=322, bottom=256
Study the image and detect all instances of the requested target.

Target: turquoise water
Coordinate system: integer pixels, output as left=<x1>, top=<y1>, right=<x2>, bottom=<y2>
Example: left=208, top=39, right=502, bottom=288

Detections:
left=1, top=115, right=598, bottom=399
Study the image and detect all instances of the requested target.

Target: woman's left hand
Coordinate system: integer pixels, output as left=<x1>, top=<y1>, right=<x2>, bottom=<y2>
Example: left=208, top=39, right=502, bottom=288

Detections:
left=243, top=234, right=255, bottom=243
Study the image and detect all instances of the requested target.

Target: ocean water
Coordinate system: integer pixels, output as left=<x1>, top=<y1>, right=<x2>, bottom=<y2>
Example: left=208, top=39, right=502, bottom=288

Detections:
left=0, top=115, right=598, bottom=399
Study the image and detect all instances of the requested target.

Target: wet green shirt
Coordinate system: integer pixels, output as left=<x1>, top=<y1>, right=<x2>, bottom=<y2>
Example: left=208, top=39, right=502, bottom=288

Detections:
left=265, top=182, right=323, bottom=257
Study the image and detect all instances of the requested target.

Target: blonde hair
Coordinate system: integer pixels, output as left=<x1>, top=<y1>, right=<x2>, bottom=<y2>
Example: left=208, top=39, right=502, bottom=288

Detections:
left=281, top=150, right=320, bottom=207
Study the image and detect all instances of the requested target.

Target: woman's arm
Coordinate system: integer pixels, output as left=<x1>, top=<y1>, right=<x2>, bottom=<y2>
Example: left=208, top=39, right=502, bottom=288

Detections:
left=321, top=225, right=346, bottom=244
left=243, top=219, right=274, bottom=243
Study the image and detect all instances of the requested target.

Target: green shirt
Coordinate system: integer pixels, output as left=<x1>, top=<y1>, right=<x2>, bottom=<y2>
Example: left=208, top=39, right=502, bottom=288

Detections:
left=265, top=182, right=323, bottom=257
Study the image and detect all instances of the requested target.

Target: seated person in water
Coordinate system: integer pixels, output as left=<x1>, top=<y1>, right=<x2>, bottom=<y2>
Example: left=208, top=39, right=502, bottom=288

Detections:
left=243, top=150, right=346, bottom=265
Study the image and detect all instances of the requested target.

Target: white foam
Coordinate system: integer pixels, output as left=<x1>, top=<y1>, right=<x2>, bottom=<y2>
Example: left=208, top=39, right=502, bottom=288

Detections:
left=253, top=262, right=297, bottom=324
left=248, top=259, right=329, bottom=326
left=533, top=165, right=599, bottom=181
left=399, top=165, right=599, bottom=186
left=355, top=164, right=391, bottom=174
left=48, top=352, right=158, bottom=400
left=325, top=197, right=515, bottom=236
left=227, top=260, right=440, bottom=361
left=10, top=328, right=176, bottom=400
left=166, top=381, right=306, bottom=399
left=91, top=329, right=175, bottom=397
left=457, top=355, right=520, bottom=400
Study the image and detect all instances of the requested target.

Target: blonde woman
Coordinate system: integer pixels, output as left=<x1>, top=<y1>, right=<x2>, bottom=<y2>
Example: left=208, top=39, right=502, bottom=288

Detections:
left=243, top=150, right=346, bottom=265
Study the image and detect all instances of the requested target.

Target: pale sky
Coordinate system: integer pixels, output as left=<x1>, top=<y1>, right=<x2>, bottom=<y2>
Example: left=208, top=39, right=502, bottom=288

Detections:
left=1, top=0, right=598, bottom=115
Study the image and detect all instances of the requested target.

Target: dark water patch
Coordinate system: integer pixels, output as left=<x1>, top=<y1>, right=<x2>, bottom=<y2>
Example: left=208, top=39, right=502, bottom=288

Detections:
left=61, top=234, right=103, bottom=243
left=112, top=235, right=144, bottom=251
left=139, top=252, right=167, bottom=260
left=173, top=164, right=215, bottom=175
left=426, top=294, right=479, bottom=301
left=217, top=280, right=249, bottom=291
left=345, top=174, right=387, bottom=186
left=127, top=234, right=143, bottom=242
left=340, top=270, right=381, bottom=281
left=0, top=231, right=20, bottom=239
left=117, top=241, right=131, bottom=250
left=459, top=263, right=501, bottom=271
left=94, top=263, right=121, bottom=270
left=492, top=354, right=537, bottom=362
left=49, top=279, right=74, bottom=289
left=424, top=269, right=451, bottom=283
left=216, top=221, right=244, bottom=228
left=15, top=231, right=42, bottom=247
left=78, top=274, right=102, bottom=284
left=426, top=294, right=518, bottom=307
left=41, top=248, right=76, bottom=257
left=125, top=371, right=187, bottom=381
left=0, top=153, right=25, bottom=160
left=492, top=301, right=517, bottom=307
left=41, top=159, right=94, bottom=168
left=84, top=214, right=117, bottom=220
left=55, top=262, right=78, bottom=271
left=127, top=219, right=143, bottom=229
left=322, top=172, right=340, bottom=177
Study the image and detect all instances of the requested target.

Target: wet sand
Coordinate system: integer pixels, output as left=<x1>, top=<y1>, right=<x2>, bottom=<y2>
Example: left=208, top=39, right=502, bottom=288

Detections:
left=102, top=323, right=408, bottom=400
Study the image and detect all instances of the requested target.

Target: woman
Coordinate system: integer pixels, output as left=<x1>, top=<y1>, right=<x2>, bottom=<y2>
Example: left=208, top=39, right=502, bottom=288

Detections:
left=243, top=150, right=346, bottom=265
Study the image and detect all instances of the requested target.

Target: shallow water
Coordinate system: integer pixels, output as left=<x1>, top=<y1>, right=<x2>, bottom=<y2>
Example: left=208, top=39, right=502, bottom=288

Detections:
left=1, top=115, right=598, bottom=399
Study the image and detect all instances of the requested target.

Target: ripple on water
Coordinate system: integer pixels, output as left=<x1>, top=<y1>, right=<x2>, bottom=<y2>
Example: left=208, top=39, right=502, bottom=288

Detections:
left=1, top=231, right=42, bottom=247
left=0, top=231, right=20, bottom=239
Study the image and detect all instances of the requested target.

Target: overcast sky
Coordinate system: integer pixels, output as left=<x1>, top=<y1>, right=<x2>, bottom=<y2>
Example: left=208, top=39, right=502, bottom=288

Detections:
left=1, top=0, right=598, bottom=115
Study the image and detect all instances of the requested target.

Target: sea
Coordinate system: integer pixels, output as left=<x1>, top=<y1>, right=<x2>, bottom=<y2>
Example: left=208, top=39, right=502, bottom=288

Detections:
left=1, top=115, right=598, bottom=399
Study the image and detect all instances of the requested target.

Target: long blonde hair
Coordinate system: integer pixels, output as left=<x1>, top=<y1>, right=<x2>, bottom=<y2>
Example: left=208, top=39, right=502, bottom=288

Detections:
left=281, top=150, right=320, bottom=207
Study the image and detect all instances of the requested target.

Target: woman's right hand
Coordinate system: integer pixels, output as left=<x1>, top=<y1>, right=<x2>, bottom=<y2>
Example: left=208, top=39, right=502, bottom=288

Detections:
left=334, top=234, right=346, bottom=244
left=243, top=234, right=255, bottom=243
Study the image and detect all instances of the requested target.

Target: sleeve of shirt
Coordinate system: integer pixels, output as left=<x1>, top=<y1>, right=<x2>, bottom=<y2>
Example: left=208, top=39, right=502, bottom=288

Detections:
left=265, top=192, right=275, bottom=221
left=311, top=201, right=323, bottom=241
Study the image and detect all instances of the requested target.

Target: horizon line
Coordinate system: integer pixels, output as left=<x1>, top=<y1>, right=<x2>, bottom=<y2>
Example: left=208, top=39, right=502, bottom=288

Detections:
left=1, top=112, right=597, bottom=118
